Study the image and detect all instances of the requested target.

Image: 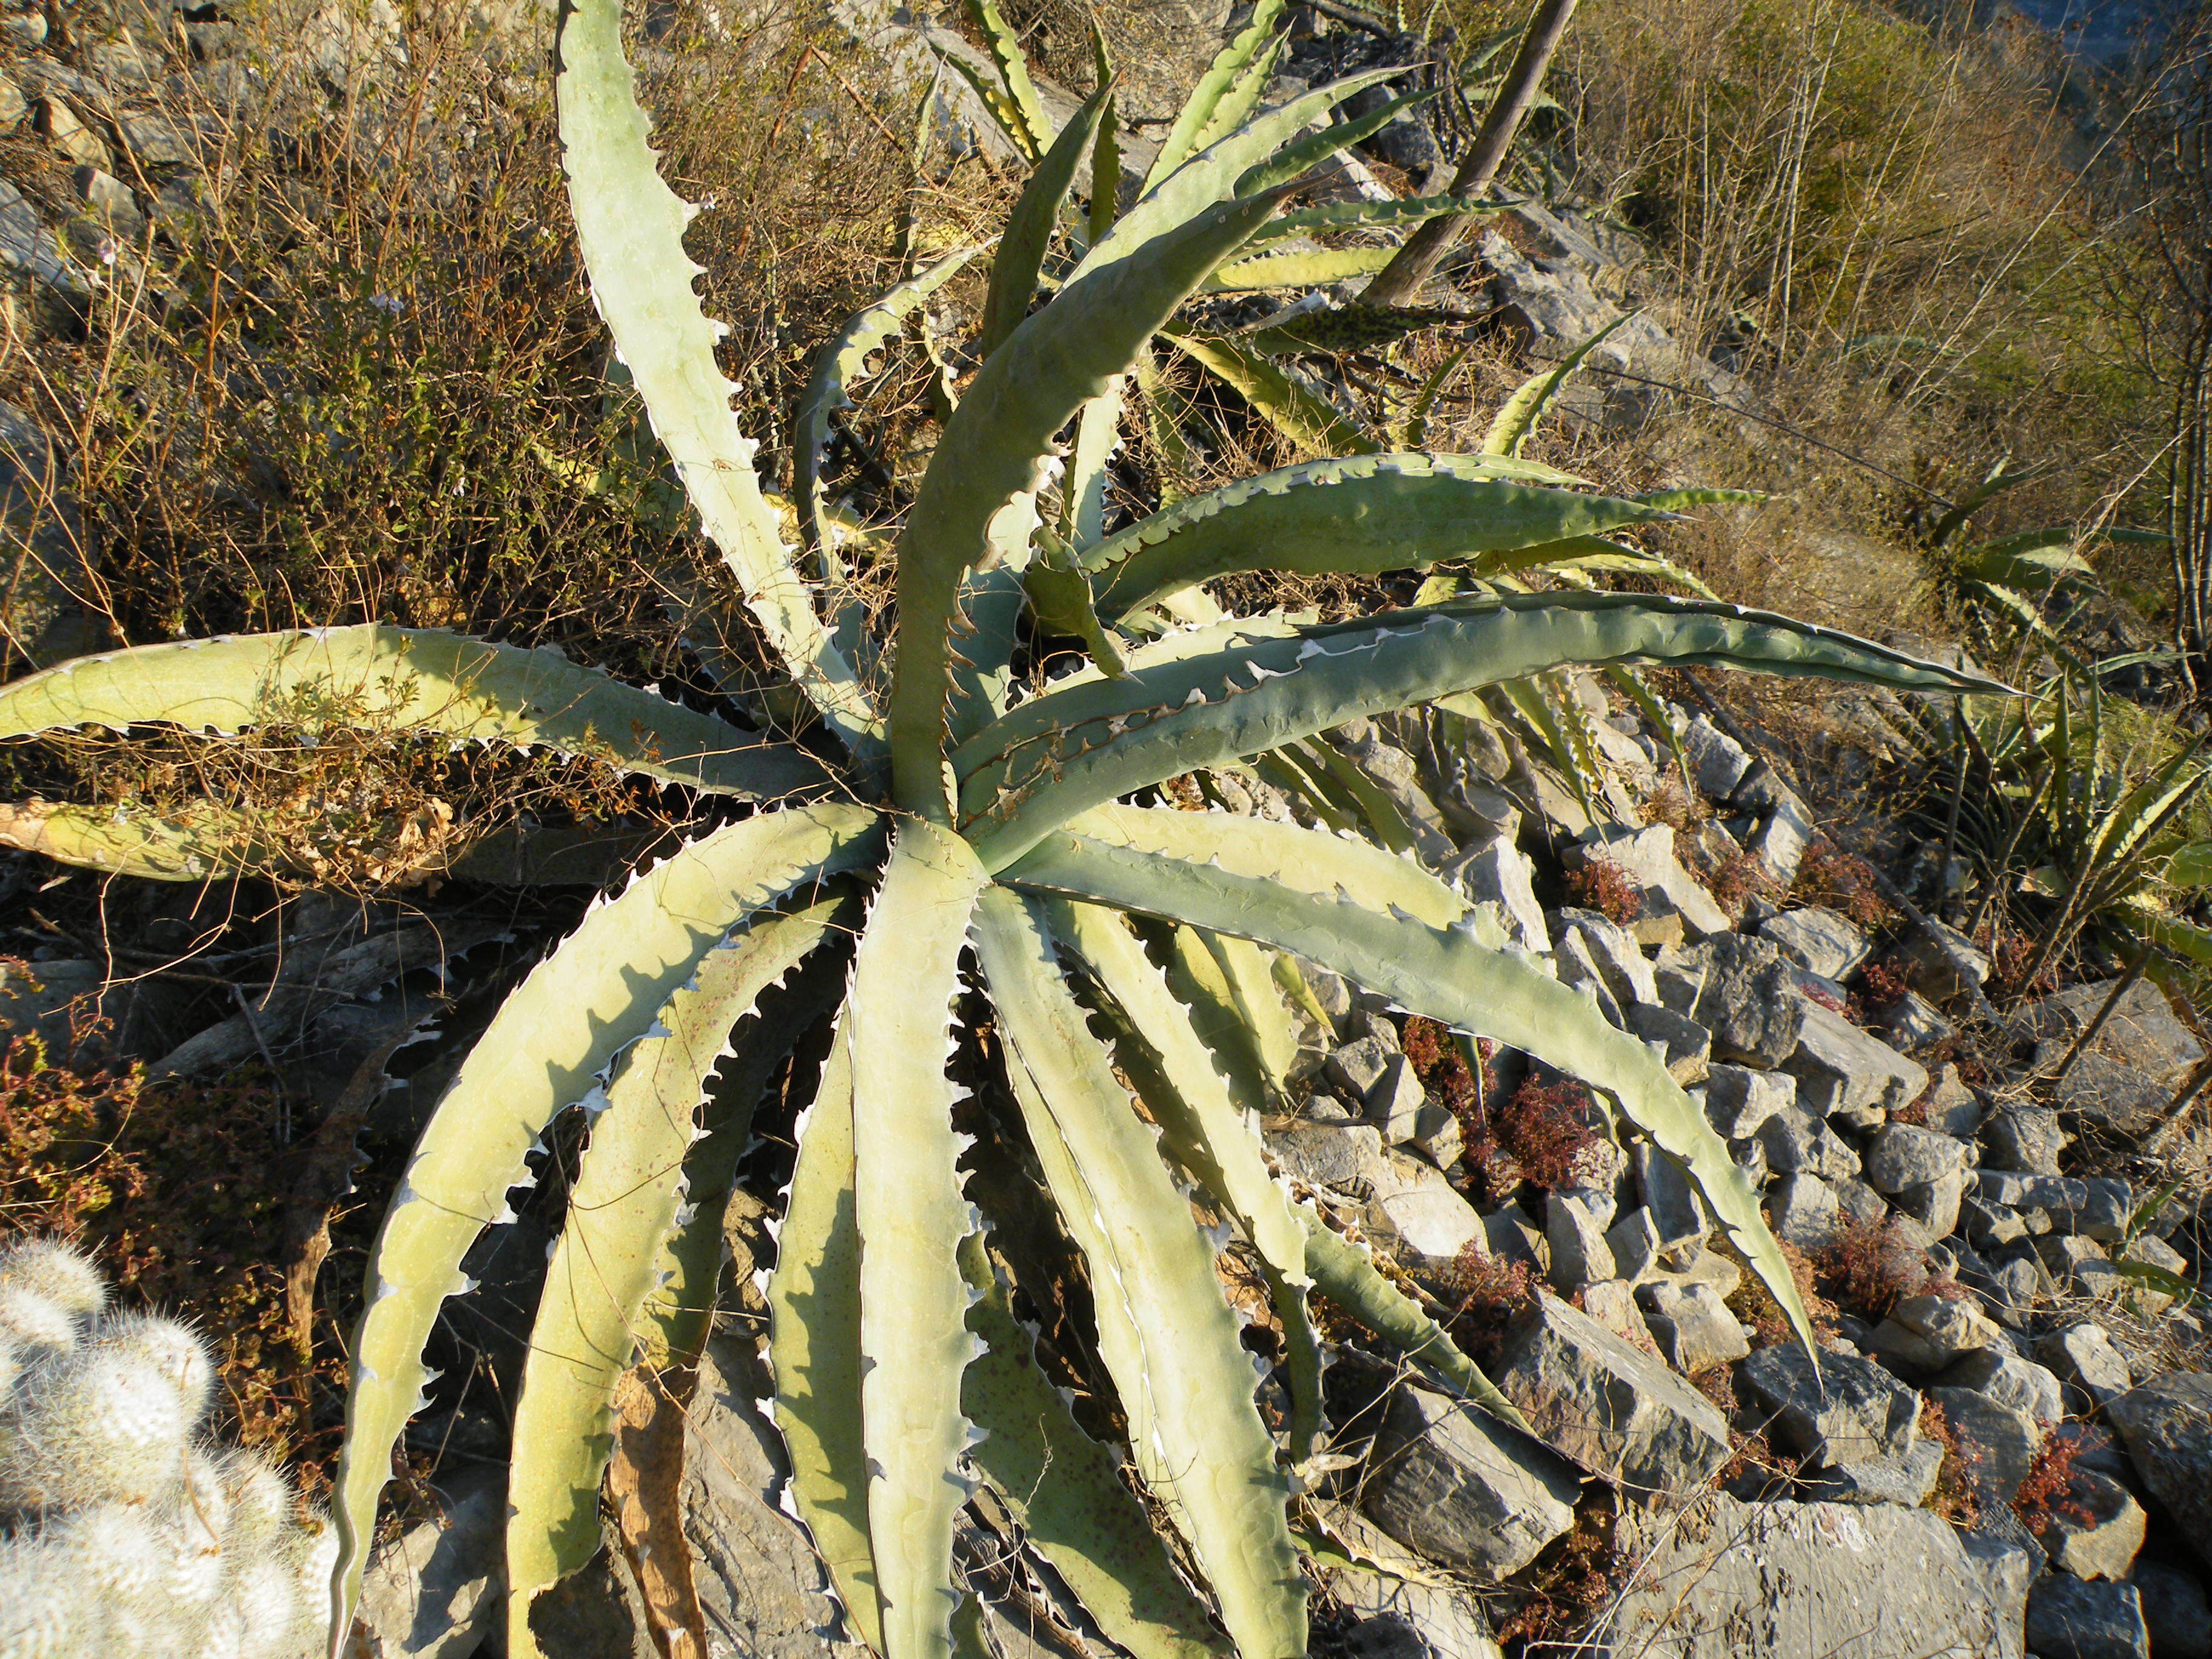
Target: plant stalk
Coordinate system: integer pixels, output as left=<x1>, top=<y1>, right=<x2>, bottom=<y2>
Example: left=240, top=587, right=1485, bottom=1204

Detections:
left=1358, top=0, right=1579, bottom=309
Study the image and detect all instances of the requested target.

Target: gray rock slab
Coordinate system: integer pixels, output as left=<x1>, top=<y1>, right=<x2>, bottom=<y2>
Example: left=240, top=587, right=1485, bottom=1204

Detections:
left=1689, top=934, right=1809, bottom=1068
left=1900, top=917, right=1994, bottom=1005
left=2017, top=979, right=2204, bottom=1086
left=1366, top=1150, right=1487, bottom=1270
left=1760, top=905, right=1871, bottom=980
left=1627, top=1002, right=1711, bottom=1085
left=1631, top=1141, right=1708, bottom=1261
left=1883, top=990, right=1956, bottom=1054
left=2108, top=1370, right=2212, bottom=1574
left=685, top=1335, right=865, bottom=1659
left=1316, top=1501, right=1505, bottom=1659
left=1552, top=908, right=1658, bottom=1007
left=1606, top=1206, right=1663, bottom=1282
left=2039, top=1044, right=2173, bottom=1136
left=1895, top=1167, right=1969, bottom=1240
left=1758, top=1104, right=1863, bottom=1181
left=1267, top=1121, right=1387, bottom=1190
left=2027, top=1576, right=2151, bottom=1659
left=1962, top=1529, right=2038, bottom=1659
left=1977, top=1171, right=2131, bottom=1240
left=354, top=1463, right=503, bottom=1658
left=1447, top=839, right=1550, bottom=956
left=1938, top=1347, right=2066, bottom=1426
left=1590, top=1492, right=2022, bottom=1658
left=1546, top=1187, right=1617, bottom=1292
left=1983, top=1104, right=2070, bottom=1176
left=1867, top=1293, right=2002, bottom=1378
left=1767, top=1171, right=1842, bottom=1252
left=1930, top=1386, right=2043, bottom=1504
left=2036, top=1323, right=2136, bottom=1412
left=1703, top=1064, right=1794, bottom=1139
left=1740, top=1344, right=1920, bottom=1465
left=1367, top=1054, right=1429, bottom=1144
left=2045, top=1469, right=2148, bottom=1583
left=1359, top=1381, right=1582, bottom=1579
left=1329, top=1036, right=1395, bottom=1102
left=1574, top=822, right=1732, bottom=940
left=1784, top=1002, right=1929, bottom=1123
left=1637, top=1280, right=1748, bottom=1375
left=1797, top=1437, right=1944, bottom=1506
left=1750, top=784, right=1815, bottom=887
left=1866, top=1123, right=1968, bottom=1193
left=2129, top=1560, right=2211, bottom=1659
left=1489, top=1291, right=1732, bottom=1500
left=1681, top=714, right=1752, bottom=799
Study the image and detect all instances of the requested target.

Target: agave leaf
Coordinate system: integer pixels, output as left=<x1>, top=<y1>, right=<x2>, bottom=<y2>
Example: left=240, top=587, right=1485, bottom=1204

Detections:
left=1205, top=933, right=1299, bottom=1101
left=1159, top=330, right=1377, bottom=456
left=1390, top=344, right=1469, bottom=449
left=0, top=626, right=830, bottom=800
left=980, top=84, right=1114, bottom=361
left=1481, top=313, right=1637, bottom=459
left=956, top=1232, right=1229, bottom=1659
left=956, top=592, right=2011, bottom=867
left=797, top=244, right=984, bottom=555
left=943, top=52, right=1040, bottom=163
left=890, top=184, right=1299, bottom=816
left=1926, top=458, right=2044, bottom=550
left=1024, top=535, right=1130, bottom=679
left=1145, top=0, right=1289, bottom=190
left=637, top=937, right=851, bottom=1376
left=961, top=0, right=1050, bottom=159
left=973, top=887, right=1306, bottom=1659
left=1162, top=923, right=1278, bottom=1118
left=1256, top=309, right=1472, bottom=360
left=1631, top=486, right=1764, bottom=513
left=996, top=826, right=1821, bottom=1363
left=1086, top=70, right=1401, bottom=286
left=1248, top=195, right=1496, bottom=247
left=1296, top=1208, right=1527, bottom=1429
left=947, top=563, right=1037, bottom=746
left=555, top=0, right=878, bottom=757
left=506, top=899, right=846, bottom=1654
left=0, top=798, right=279, bottom=883
left=1063, top=802, right=1489, bottom=931
left=768, top=1017, right=880, bottom=1649
left=327, top=802, right=885, bottom=1643
left=1191, top=15, right=1287, bottom=156
left=1049, top=899, right=1322, bottom=1456
left=1235, top=88, right=1436, bottom=198
left=1078, top=454, right=1668, bottom=624
left=1064, top=374, right=1127, bottom=551
left=850, top=819, right=992, bottom=1659
left=1202, top=245, right=1400, bottom=292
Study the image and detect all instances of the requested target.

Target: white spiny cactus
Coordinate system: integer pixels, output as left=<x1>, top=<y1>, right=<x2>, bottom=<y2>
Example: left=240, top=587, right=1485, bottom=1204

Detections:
left=0, top=1239, right=332, bottom=1659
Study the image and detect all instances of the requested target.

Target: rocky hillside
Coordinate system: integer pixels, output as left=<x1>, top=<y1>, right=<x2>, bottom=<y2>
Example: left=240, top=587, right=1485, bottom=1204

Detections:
left=0, top=0, right=2207, bottom=1657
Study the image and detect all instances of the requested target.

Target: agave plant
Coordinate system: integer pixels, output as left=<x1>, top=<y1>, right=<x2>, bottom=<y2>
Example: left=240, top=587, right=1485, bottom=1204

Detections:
left=0, top=6, right=2010, bottom=1657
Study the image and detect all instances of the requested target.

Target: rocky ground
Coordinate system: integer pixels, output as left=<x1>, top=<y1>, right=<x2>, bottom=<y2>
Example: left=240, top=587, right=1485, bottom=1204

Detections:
left=1, top=1, right=2210, bottom=1658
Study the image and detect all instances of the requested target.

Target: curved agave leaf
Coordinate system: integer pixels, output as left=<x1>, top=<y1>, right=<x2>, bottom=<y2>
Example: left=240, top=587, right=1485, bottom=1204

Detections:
left=1078, top=454, right=1671, bottom=623
left=1202, top=246, right=1398, bottom=292
left=797, top=244, right=985, bottom=555
left=979, top=84, right=1113, bottom=361
left=555, top=0, right=879, bottom=759
left=850, top=819, right=992, bottom=1659
left=1064, top=375, right=1126, bottom=552
left=1049, top=899, right=1322, bottom=1455
left=1235, top=88, right=1435, bottom=198
left=1248, top=195, right=1496, bottom=247
left=947, top=563, right=1036, bottom=746
left=957, top=1233, right=1228, bottom=1659
left=1482, top=313, right=1635, bottom=459
left=962, top=0, right=1049, bottom=161
left=327, top=803, right=886, bottom=1646
left=1085, top=70, right=1401, bottom=287
left=506, top=899, right=848, bottom=1655
left=956, top=592, right=2011, bottom=867
left=973, top=887, right=1305, bottom=1659
left=996, top=826, right=1821, bottom=1362
left=1145, top=0, right=1287, bottom=191
left=1297, top=1208, right=1526, bottom=1429
left=0, top=628, right=829, bottom=800
left=637, top=945, right=850, bottom=1376
left=1161, top=331, right=1377, bottom=455
left=768, top=1020, right=880, bottom=1651
left=889, top=185, right=1298, bottom=814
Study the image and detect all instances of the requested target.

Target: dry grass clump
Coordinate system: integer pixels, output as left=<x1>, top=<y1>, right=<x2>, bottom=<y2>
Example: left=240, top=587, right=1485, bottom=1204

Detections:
left=1790, top=840, right=1896, bottom=929
left=1463, top=1075, right=1606, bottom=1202
left=1919, top=1395, right=1983, bottom=1528
left=1810, top=1212, right=1943, bottom=1320
left=2012, top=1425, right=2101, bottom=1537
left=1716, top=1230, right=1837, bottom=1348
left=1564, top=856, right=1644, bottom=926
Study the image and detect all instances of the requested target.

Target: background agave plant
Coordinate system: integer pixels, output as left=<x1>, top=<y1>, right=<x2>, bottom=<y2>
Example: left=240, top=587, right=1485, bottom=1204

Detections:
left=0, top=4, right=2010, bottom=1657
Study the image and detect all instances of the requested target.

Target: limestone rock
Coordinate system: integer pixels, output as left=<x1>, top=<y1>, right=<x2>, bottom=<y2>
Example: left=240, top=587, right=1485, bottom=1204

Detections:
left=2043, top=1470, right=2147, bottom=1583
left=1797, top=1438, right=1945, bottom=1507
left=1866, top=1293, right=2000, bottom=1378
left=1551, top=908, right=1658, bottom=1007
left=1703, top=1064, right=1794, bottom=1139
left=354, top=1464, right=503, bottom=1658
left=1357, top=1381, right=1582, bottom=1579
left=1900, top=917, right=1994, bottom=1005
left=1571, top=822, right=1732, bottom=941
left=1895, top=1168, right=1968, bottom=1240
left=1758, top=1105, right=1862, bottom=1181
left=2026, top=1576, right=2150, bottom=1659
left=1784, top=1003, right=1928, bottom=1125
left=1983, top=1104, right=2070, bottom=1176
left=1760, top=905, right=1871, bottom=980
left=1977, top=1171, right=2131, bottom=1240
left=1740, top=1344, right=1920, bottom=1465
left=1446, top=839, right=1550, bottom=956
left=2107, top=1370, right=2212, bottom=1573
left=1590, top=1493, right=2022, bottom=1659
left=2128, top=1560, right=2211, bottom=1659
left=1546, top=1187, right=1615, bottom=1292
left=1489, top=1292, right=1733, bottom=1500
left=2036, top=1323, right=2134, bottom=1411
left=1929, top=1386, right=2043, bottom=1504
left=2017, top=979, right=2202, bottom=1087
left=1750, top=785, right=1815, bottom=887
left=1364, top=1150, right=1488, bottom=1272
left=1767, top=1171, right=1842, bottom=1252
left=1865, top=1123, right=1967, bottom=1193
left=1266, top=1121, right=1386, bottom=1190
left=1937, top=1347, right=2066, bottom=1426
left=1690, top=934, right=1810, bottom=1068
left=1627, top=1002, right=1711, bottom=1085
left=1635, top=1281, right=1748, bottom=1375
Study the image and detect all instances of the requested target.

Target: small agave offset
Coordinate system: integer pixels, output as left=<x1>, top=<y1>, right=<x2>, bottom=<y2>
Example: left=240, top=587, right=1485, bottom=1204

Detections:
left=0, top=3, right=2013, bottom=1657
